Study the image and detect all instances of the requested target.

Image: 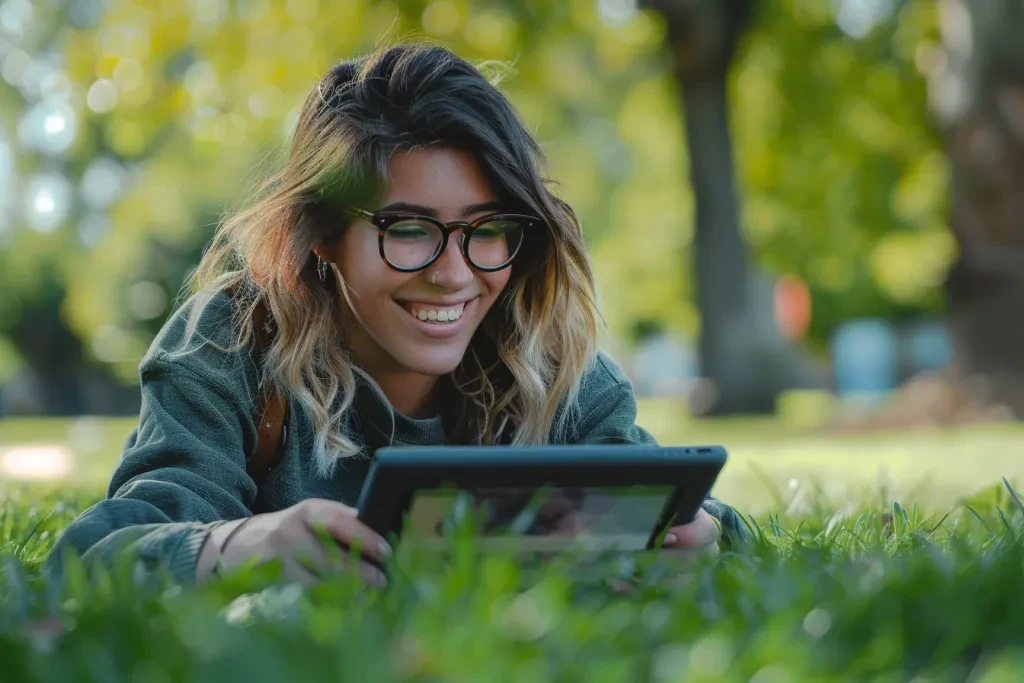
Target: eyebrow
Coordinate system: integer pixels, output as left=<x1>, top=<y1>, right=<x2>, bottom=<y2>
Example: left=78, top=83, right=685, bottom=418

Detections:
left=374, top=200, right=505, bottom=217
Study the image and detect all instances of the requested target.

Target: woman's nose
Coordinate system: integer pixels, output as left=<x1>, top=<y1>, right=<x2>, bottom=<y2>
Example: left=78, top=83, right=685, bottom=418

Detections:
left=425, top=232, right=473, bottom=289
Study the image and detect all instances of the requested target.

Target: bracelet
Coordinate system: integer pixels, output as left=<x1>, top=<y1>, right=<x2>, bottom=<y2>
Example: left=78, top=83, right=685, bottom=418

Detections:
left=212, top=516, right=254, bottom=577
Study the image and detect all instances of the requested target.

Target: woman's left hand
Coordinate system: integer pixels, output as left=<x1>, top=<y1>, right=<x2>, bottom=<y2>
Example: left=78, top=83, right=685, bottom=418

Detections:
left=604, top=507, right=723, bottom=595
left=660, top=507, right=722, bottom=559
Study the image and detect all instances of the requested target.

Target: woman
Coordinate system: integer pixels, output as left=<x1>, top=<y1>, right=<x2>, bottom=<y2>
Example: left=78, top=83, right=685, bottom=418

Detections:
left=49, top=44, right=750, bottom=587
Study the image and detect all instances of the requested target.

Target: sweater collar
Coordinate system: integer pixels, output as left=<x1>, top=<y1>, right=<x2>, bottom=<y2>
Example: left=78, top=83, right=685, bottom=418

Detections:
left=350, top=368, right=448, bottom=449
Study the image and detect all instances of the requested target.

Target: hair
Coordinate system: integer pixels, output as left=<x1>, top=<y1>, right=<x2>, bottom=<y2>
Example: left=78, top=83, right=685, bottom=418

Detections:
left=183, top=43, right=602, bottom=478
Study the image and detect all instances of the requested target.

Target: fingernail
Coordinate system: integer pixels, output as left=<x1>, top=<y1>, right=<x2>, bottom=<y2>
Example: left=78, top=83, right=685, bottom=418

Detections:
left=378, top=541, right=392, bottom=558
left=664, top=533, right=679, bottom=545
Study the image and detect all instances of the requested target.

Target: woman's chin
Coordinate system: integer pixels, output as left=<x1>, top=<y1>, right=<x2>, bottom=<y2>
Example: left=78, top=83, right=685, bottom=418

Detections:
left=394, top=347, right=468, bottom=377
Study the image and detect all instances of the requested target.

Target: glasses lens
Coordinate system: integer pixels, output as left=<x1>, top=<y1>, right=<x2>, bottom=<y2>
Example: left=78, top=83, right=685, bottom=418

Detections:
left=382, top=219, right=444, bottom=269
left=467, top=218, right=525, bottom=269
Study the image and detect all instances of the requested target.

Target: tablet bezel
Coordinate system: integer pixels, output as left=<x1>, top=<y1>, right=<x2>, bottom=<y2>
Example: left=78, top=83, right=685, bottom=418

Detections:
left=355, top=445, right=726, bottom=550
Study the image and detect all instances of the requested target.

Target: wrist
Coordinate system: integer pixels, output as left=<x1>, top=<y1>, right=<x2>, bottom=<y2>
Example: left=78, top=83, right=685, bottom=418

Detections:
left=195, top=518, right=249, bottom=582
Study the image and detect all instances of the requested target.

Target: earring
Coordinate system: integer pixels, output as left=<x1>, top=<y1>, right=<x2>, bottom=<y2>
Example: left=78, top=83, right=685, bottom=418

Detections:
left=316, top=255, right=327, bottom=281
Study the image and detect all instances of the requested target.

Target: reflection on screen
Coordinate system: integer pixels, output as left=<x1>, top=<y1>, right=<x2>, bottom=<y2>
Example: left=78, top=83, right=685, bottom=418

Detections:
left=405, top=486, right=675, bottom=553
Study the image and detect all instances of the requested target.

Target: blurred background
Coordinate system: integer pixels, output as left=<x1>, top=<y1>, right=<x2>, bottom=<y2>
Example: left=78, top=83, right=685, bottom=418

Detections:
left=1, top=0, right=1022, bottom=505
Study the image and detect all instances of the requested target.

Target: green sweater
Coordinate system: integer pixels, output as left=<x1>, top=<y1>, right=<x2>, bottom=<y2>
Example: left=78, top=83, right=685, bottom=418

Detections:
left=48, top=289, right=750, bottom=585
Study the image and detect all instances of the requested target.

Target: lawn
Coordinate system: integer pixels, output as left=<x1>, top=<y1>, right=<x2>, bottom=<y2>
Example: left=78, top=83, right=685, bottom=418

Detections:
left=1, top=406, right=1023, bottom=681
left=3, top=400, right=1022, bottom=512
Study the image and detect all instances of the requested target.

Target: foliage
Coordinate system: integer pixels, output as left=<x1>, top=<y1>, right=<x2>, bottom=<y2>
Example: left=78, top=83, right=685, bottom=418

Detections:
left=732, top=0, right=947, bottom=345
left=0, top=477, right=1023, bottom=681
left=0, top=0, right=952, bottom=393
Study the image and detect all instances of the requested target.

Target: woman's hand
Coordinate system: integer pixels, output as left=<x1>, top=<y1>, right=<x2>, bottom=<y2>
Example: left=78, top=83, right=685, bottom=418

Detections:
left=195, top=498, right=391, bottom=587
left=659, top=507, right=722, bottom=560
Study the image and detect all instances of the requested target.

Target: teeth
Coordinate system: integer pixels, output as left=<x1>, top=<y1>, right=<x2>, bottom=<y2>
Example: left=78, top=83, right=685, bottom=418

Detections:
left=409, top=303, right=465, bottom=323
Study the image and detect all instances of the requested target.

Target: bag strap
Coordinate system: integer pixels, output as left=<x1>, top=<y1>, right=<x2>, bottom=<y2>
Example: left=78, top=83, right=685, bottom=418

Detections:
left=246, top=295, right=288, bottom=488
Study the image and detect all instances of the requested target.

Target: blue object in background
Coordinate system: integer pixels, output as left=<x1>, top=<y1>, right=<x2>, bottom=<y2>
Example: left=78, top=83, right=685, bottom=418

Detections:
left=632, top=333, right=697, bottom=396
left=830, top=319, right=898, bottom=394
left=906, top=321, right=953, bottom=374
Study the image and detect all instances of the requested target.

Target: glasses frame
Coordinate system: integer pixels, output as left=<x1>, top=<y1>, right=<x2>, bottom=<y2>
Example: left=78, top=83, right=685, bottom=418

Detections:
left=345, top=207, right=536, bottom=273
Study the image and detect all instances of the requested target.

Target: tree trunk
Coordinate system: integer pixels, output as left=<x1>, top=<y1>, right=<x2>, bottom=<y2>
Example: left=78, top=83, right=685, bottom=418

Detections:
left=928, top=0, right=1024, bottom=414
left=681, top=75, right=765, bottom=413
left=645, top=0, right=771, bottom=413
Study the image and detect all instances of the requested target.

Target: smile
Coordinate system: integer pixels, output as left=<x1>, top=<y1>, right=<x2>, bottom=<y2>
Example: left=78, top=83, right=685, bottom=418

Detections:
left=403, top=301, right=466, bottom=324
left=394, top=298, right=477, bottom=339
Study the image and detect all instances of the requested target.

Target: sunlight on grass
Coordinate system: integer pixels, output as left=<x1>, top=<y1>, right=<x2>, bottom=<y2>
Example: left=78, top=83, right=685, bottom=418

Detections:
left=2, top=405, right=1023, bottom=515
left=633, top=398, right=1024, bottom=514
left=0, top=444, right=73, bottom=480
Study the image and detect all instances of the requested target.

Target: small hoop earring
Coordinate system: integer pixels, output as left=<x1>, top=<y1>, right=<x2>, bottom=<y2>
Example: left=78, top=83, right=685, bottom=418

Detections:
left=316, top=255, right=327, bottom=281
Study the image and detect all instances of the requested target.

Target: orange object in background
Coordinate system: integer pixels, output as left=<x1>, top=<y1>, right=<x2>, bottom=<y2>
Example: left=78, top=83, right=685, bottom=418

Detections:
left=774, top=274, right=812, bottom=341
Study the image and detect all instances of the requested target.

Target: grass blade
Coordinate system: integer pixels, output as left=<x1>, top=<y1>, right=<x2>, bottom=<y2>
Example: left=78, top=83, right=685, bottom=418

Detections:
left=1002, top=477, right=1024, bottom=519
left=925, top=508, right=954, bottom=535
left=963, top=504, right=994, bottom=535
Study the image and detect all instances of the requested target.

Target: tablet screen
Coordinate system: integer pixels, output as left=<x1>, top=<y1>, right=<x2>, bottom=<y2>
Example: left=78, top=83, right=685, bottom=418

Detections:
left=403, top=485, right=675, bottom=552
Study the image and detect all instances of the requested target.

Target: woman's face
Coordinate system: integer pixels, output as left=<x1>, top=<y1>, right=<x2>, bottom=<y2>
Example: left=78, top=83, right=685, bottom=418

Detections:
left=320, top=147, right=514, bottom=379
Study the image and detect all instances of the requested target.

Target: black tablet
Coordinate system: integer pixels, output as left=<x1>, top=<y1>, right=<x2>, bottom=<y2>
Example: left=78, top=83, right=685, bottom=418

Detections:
left=355, top=445, right=726, bottom=553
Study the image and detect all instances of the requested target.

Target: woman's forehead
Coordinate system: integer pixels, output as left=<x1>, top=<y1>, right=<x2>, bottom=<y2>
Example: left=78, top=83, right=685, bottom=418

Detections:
left=381, top=147, right=500, bottom=217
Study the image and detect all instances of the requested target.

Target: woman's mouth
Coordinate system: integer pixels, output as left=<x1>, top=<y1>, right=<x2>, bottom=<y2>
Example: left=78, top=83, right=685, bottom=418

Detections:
left=394, top=298, right=476, bottom=340
left=401, top=301, right=466, bottom=324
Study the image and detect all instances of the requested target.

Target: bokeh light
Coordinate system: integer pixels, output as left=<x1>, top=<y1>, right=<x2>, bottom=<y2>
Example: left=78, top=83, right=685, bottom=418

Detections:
left=0, top=0, right=32, bottom=38
left=25, top=172, right=72, bottom=233
left=86, top=78, right=118, bottom=113
left=77, top=212, right=111, bottom=249
left=91, top=324, right=129, bottom=363
left=832, top=0, right=896, bottom=39
left=0, top=137, right=13, bottom=242
left=18, top=99, right=77, bottom=155
left=80, top=156, right=127, bottom=209
left=0, top=444, right=73, bottom=480
left=127, top=281, right=168, bottom=321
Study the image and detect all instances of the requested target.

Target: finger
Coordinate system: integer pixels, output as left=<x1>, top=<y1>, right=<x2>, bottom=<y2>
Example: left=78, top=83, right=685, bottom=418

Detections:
left=658, top=543, right=720, bottom=571
left=666, top=508, right=722, bottom=549
left=308, top=540, right=388, bottom=589
left=284, top=553, right=329, bottom=586
left=664, top=543, right=720, bottom=561
left=357, top=561, right=388, bottom=589
left=291, top=549, right=387, bottom=589
left=305, top=502, right=393, bottom=562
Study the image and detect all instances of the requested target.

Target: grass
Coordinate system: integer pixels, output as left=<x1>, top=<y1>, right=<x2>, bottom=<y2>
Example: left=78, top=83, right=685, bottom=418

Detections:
left=1, top=408, right=1024, bottom=681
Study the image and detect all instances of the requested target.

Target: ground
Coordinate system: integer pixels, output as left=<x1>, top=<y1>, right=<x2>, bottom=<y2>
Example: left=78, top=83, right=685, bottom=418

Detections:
left=2, top=399, right=1021, bottom=513
left=1, top=404, right=1023, bottom=681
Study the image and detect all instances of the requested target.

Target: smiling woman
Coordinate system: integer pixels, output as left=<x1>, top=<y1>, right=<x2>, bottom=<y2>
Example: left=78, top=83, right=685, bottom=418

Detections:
left=48, top=43, right=750, bottom=588
left=319, top=149, right=522, bottom=415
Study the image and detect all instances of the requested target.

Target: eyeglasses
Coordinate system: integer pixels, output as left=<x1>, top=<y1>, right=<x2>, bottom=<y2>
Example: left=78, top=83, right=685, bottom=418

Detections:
left=345, top=207, right=533, bottom=273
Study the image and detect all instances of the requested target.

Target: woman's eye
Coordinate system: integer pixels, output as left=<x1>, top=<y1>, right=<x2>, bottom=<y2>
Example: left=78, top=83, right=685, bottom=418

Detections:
left=474, top=222, right=510, bottom=238
left=388, top=224, right=432, bottom=238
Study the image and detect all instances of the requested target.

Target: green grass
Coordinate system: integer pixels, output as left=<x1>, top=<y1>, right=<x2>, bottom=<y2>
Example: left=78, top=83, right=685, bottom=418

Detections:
left=2, top=411, right=1024, bottom=681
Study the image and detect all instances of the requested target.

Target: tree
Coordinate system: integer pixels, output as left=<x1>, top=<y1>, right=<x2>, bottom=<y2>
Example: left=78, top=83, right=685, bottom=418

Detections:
left=0, top=0, right=955, bottom=417
left=922, top=0, right=1024, bottom=414
left=643, top=0, right=773, bottom=413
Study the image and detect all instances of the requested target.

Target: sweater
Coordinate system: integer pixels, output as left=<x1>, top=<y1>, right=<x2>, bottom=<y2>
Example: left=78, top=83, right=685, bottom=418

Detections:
left=47, top=288, right=750, bottom=585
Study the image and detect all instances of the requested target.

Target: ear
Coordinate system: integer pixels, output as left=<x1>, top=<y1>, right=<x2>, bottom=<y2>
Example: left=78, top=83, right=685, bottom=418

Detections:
left=312, top=243, right=333, bottom=265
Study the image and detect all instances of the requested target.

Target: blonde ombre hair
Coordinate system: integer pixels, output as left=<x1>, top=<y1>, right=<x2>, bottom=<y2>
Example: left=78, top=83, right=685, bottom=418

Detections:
left=182, top=44, right=601, bottom=478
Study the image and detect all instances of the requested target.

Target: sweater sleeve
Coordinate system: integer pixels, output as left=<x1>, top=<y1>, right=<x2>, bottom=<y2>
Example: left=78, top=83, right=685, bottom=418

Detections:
left=566, top=353, right=752, bottom=549
left=47, top=293, right=261, bottom=585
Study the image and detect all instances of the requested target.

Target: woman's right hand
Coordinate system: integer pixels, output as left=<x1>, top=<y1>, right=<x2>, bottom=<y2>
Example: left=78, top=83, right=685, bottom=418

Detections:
left=194, top=498, right=391, bottom=587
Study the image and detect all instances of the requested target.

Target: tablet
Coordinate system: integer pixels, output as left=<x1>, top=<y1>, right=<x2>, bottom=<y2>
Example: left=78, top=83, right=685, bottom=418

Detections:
left=355, top=445, right=726, bottom=553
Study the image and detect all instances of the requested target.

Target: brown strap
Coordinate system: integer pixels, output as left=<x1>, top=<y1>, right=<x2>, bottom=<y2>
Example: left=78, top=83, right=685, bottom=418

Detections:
left=247, top=297, right=288, bottom=487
